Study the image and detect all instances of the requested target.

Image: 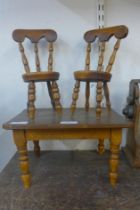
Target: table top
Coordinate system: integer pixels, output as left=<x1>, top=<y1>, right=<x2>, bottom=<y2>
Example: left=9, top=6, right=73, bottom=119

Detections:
left=3, top=108, right=133, bottom=130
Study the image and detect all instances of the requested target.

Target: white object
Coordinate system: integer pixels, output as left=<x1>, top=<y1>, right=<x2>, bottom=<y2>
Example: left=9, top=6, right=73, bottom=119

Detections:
left=97, top=0, right=105, bottom=28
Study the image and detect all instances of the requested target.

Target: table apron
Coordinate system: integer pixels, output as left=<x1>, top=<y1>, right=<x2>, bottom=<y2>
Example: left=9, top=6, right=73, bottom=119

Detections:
left=25, top=128, right=112, bottom=140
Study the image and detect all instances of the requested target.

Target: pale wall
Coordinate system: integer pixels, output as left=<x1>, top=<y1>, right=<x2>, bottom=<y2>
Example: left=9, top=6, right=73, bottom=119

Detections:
left=0, top=0, right=140, bottom=171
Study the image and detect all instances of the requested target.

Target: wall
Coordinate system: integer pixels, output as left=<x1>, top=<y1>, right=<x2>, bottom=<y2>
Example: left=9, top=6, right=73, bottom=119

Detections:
left=106, top=0, right=140, bottom=113
left=0, top=0, right=140, bottom=171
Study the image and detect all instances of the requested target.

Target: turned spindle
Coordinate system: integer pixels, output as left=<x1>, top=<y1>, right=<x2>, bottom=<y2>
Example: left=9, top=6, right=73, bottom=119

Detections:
left=13, top=29, right=62, bottom=112
left=34, top=43, right=41, bottom=72
left=48, top=42, right=53, bottom=72
left=18, top=42, right=30, bottom=73
left=106, top=39, right=121, bottom=73
left=97, top=42, right=106, bottom=72
left=85, top=43, right=91, bottom=71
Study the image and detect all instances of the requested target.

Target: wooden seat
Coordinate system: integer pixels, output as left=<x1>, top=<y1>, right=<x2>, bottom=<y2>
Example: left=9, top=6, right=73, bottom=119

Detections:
left=12, top=29, right=62, bottom=118
left=74, top=71, right=111, bottom=82
left=71, top=25, right=128, bottom=118
left=22, top=71, right=59, bottom=82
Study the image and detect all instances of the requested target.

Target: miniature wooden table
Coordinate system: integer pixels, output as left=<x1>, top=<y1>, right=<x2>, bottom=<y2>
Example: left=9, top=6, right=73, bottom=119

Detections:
left=3, top=108, right=133, bottom=188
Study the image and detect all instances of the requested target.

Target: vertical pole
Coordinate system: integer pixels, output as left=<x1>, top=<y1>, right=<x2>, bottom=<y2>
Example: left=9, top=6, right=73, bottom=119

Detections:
left=97, top=0, right=105, bottom=153
left=96, top=0, right=105, bottom=106
left=97, top=0, right=105, bottom=29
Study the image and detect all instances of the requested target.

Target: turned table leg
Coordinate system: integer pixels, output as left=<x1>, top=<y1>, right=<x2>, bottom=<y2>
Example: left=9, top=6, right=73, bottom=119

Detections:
left=98, top=138, right=105, bottom=155
left=33, top=140, right=41, bottom=157
left=13, top=130, right=31, bottom=188
left=109, top=129, right=122, bottom=186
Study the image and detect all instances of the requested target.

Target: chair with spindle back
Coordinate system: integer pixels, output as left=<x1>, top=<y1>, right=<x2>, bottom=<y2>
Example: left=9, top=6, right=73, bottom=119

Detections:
left=70, top=25, right=128, bottom=154
left=12, top=29, right=62, bottom=117
left=71, top=25, right=128, bottom=115
left=12, top=29, right=62, bottom=157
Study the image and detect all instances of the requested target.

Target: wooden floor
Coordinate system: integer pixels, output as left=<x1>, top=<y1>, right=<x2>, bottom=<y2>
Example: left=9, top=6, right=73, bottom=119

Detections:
left=0, top=150, right=140, bottom=210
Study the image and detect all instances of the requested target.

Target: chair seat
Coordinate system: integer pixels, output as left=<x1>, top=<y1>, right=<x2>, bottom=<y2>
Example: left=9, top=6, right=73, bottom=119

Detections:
left=74, top=70, right=112, bottom=82
left=22, top=71, right=59, bottom=82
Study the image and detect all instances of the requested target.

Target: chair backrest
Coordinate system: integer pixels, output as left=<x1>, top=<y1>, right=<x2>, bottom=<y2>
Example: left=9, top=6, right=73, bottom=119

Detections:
left=12, top=29, right=57, bottom=73
left=84, top=25, right=128, bottom=73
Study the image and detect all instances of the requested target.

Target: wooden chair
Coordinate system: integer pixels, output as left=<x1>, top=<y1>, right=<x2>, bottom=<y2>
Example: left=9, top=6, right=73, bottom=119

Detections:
left=71, top=25, right=128, bottom=118
left=12, top=29, right=62, bottom=118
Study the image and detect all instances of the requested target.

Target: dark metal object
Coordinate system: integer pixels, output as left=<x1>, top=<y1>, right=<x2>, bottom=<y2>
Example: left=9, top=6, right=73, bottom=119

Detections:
left=123, top=79, right=140, bottom=167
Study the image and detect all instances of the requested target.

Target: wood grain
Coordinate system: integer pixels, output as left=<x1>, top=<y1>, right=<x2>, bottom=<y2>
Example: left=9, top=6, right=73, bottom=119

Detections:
left=3, top=108, right=133, bottom=130
left=2, top=108, right=133, bottom=187
left=109, top=129, right=122, bottom=186
left=13, top=130, right=31, bottom=188
left=74, top=71, right=111, bottom=82
left=22, top=72, right=59, bottom=82
left=13, top=29, right=57, bottom=43
left=84, top=25, right=128, bottom=43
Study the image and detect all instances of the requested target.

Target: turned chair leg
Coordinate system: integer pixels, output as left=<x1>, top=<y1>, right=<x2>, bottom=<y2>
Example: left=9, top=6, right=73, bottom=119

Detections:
left=98, top=139, right=105, bottom=155
left=33, top=140, right=41, bottom=157
left=47, top=81, right=56, bottom=110
left=51, top=81, right=62, bottom=112
left=27, top=81, right=36, bottom=118
left=71, top=81, right=80, bottom=112
left=96, top=81, right=103, bottom=118
left=85, top=81, right=90, bottom=111
left=103, top=83, right=111, bottom=110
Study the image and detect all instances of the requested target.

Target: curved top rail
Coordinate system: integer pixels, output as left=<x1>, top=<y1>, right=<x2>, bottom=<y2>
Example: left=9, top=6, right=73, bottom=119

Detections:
left=84, top=25, right=128, bottom=42
left=12, top=29, right=57, bottom=43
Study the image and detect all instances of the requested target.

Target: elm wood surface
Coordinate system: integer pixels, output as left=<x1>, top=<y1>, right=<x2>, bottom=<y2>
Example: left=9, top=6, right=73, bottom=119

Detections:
left=123, top=79, right=140, bottom=167
left=74, top=71, right=111, bottom=82
left=12, top=29, right=57, bottom=43
left=71, top=25, right=128, bottom=117
left=12, top=29, right=62, bottom=115
left=22, top=72, right=59, bottom=82
left=3, top=108, right=132, bottom=130
left=3, top=108, right=133, bottom=188
left=84, top=25, right=128, bottom=42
